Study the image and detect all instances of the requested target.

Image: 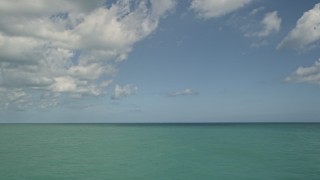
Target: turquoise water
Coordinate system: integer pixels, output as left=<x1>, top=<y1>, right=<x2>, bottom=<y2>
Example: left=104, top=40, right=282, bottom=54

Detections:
left=0, top=124, right=319, bottom=180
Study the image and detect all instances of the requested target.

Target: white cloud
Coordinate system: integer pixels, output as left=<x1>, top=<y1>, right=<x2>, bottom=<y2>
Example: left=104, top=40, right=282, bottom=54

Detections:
left=237, top=11, right=281, bottom=37
left=285, top=59, right=320, bottom=85
left=0, top=0, right=104, bottom=16
left=167, top=88, right=198, bottom=97
left=111, top=84, right=138, bottom=100
left=257, top=11, right=281, bottom=37
left=0, top=88, right=32, bottom=111
left=278, top=3, right=320, bottom=50
left=249, top=6, right=265, bottom=16
left=190, top=0, right=251, bottom=19
left=0, top=0, right=176, bottom=110
left=227, top=10, right=281, bottom=48
left=151, top=0, right=177, bottom=18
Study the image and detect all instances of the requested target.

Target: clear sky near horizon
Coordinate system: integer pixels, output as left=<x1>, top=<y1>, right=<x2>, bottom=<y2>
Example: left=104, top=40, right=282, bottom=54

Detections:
left=0, top=0, right=319, bottom=123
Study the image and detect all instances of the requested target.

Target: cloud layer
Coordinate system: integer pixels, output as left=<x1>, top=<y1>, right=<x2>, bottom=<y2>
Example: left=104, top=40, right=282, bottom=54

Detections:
left=0, top=0, right=176, bottom=110
left=278, top=3, right=320, bottom=50
left=190, top=0, right=251, bottom=19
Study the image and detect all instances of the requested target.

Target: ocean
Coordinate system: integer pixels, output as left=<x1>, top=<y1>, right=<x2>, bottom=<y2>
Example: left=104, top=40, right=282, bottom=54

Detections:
left=0, top=123, right=319, bottom=179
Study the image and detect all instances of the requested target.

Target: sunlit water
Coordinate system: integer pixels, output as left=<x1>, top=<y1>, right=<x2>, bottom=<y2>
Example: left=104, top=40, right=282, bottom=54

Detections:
left=0, top=123, right=319, bottom=180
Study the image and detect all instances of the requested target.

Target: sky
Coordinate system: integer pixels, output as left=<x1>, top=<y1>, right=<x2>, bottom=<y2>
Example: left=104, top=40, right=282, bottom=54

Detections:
left=0, top=0, right=320, bottom=123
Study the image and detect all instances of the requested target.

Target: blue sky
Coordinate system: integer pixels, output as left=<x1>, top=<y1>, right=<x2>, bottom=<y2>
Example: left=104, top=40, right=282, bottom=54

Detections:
left=0, top=0, right=319, bottom=123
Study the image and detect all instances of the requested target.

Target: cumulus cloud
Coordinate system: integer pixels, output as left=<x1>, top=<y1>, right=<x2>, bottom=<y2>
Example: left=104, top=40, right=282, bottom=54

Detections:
left=285, top=59, right=320, bottom=85
left=111, top=84, right=138, bottom=100
left=228, top=10, right=281, bottom=48
left=167, top=88, right=198, bottom=97
left=278, top=3, right=320, bottom=51
left=257, top=11, right=281, bottom=37
left=0, top=0, right=176, bottom=110
left=237, top=11, right=281, bottom=37
left=190, top=0, right=252, bottom=19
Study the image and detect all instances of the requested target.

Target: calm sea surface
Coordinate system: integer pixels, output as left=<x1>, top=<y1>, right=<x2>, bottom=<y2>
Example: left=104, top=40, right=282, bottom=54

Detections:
left=0, top=123, right=319, bottom=180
